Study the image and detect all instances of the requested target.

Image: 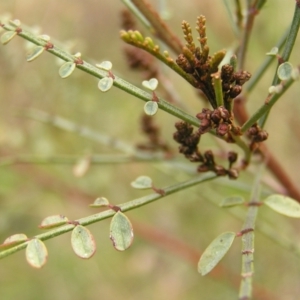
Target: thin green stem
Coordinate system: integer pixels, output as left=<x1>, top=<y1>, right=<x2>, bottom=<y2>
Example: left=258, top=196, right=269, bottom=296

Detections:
left=241, top=73, right=297, bottom=133
left=258, top=3, right=300, bottom=128
left=0, top=153, right=167, bottom=167
left=0, top=173, right=217, bottom=259
left=238, top=164, right=264, bottom=300
left=223, top=0, right=241, bottom=38
left=237, top=2, right=255, bottom=70
left=212, top=74, right=224, bottom=107
left=121, top=0, right=152, bottom=30
left=245, top=28, right=289, bottom=94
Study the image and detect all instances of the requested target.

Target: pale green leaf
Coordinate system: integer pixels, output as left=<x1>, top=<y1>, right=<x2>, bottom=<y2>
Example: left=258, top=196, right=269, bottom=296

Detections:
left=266, top=47, right=278, bottom=56
left=144, top=101, right=158, bottom=116
left=277, top=62, right=293, bottom=80
left=38, top=215, right=69, bottom=229
left=38, top=34, right=50, bottom=41
left=26, top=46, right=45, bottom=62
left=26, top=239, right=48, bottom=268
left=110, top=212, right=133, bottom=251
left=198, top=232, right=236, bottom=276
left=219, top=196, right=244, bottom=207
left=0, top=233, right=28, bottom=250
left=142, top=78, right=158, bottom=91
left=59, top=62, right=76, bottom=78
left=71, top=225, right=96, bottom=259
left=98, top=77, right=113, bottom=92
left=1, top=31, right=17, bottom=45
left=89, top=197, right=110, bottom=207
left=131, top=175, right=153, bottom=189
left=96, top=61, right=113, bottom=71
left=264, top=194, right=300, bottom=218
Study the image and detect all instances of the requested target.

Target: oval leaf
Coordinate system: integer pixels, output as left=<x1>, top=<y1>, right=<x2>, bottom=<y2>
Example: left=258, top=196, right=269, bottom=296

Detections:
left=1, top=31, right=17, bottom=45
left=142, top=78, right=158, bottom=91
left=264, top=194, right=300, bottom=218
left=90, top=197, right=110, bottom=207
left=0, top=233, right=28, bottom=250
left=38, top=34, right=51, bottom=41
left=26, top=46, right=45, bottom=62
left=9, top=19, right=21, bottom=27
left=266, top=47, right=278, bottom=56
left=131, top=175, right=153, bottom=189
left=96, top=61, right=113, bottom=71
left=277, top=62, right=293, bottom=81
left=26, top=239, right=48, bottom=268
left=144, top=101, right=158, bottom=116
left=38, top=215, right=69, bottom=229
left=71, top=225, right=96, bottom=259
left=198, top=232, right=236, bottom=276
left=98, top=77, right=113, bottom=92
left=219, top=196, right=244, bottom=207
left=110, top=212, right=133, bottom=251
left=59, top=61, right=76, bottom=78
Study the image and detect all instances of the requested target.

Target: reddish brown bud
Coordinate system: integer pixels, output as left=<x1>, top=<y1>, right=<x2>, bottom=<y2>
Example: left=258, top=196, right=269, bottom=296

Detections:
left=217, top=123, right=229, bottom=136
left=229, top=85, right=242, bottom=98
left=228, top=151, right=238, bottom=164
left=197, top=164, right=209, bottom=172
left=214, top=165, right=227, bottom=176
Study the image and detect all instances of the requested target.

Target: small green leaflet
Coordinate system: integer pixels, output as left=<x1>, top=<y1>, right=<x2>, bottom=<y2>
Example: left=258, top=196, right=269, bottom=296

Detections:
left=144, top=101, right=158, bottom=116
left=26, top=239, right=48, bottom=268
left=130, top=175, right=153, bottom=189
left=71, top=225, right=96, bottom=259
left=219, top=196, right=244, bottom=207
left=264, top=194, right=300, bottom=218
left=198, top=232, right=236, bottom=276
left=110, top=211, right=133, bottom=251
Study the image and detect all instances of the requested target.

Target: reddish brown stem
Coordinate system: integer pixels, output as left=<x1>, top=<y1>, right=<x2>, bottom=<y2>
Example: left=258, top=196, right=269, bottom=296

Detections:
left=131, top=0, right=183, bottom=54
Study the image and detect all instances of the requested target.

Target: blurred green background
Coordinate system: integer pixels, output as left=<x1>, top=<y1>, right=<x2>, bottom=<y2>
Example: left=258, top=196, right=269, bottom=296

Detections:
left=0, top=1, right=300, bottom=299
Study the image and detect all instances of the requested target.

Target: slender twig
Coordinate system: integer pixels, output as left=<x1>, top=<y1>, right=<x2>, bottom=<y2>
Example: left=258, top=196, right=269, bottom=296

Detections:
left=258, top=3, right=300, bottom=128
left=0, top=172, right=217, bottom=259
left=130, top=0, right=183, bottom=54
left=237, top=1, right=256, bottom=70
left=241, top=72, right=298, bottom=133
left=0, top=153, right=167, bottom=167
left=121, top=0, right=152, bottom=30
left=1, top=23, right=198, bottom=128
left=223, top=0, right=241, bottom=38
left=245, top=27, right=290, bottom=94
left=238, top=164, right=264, bottom=300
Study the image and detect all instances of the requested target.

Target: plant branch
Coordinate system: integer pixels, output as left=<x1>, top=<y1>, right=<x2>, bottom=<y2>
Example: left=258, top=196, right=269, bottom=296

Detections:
left=245, top=28, right=290, bottom=94
left=1, top=23, right=253, bottom=162
left=0, top=172, right=217, bottom=259
left=238, top=163, right=263, bottom=300
left=241, top=72, right=298, bottom=133
left=1, top=23, right=199, bottom=128
left=237, top=2, right=256, bottom=70
left=258, top=2, right=300, bottom=128
left=0, top=153, right=166, bottom=167
left=129, top=0, right=183, bottom=54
